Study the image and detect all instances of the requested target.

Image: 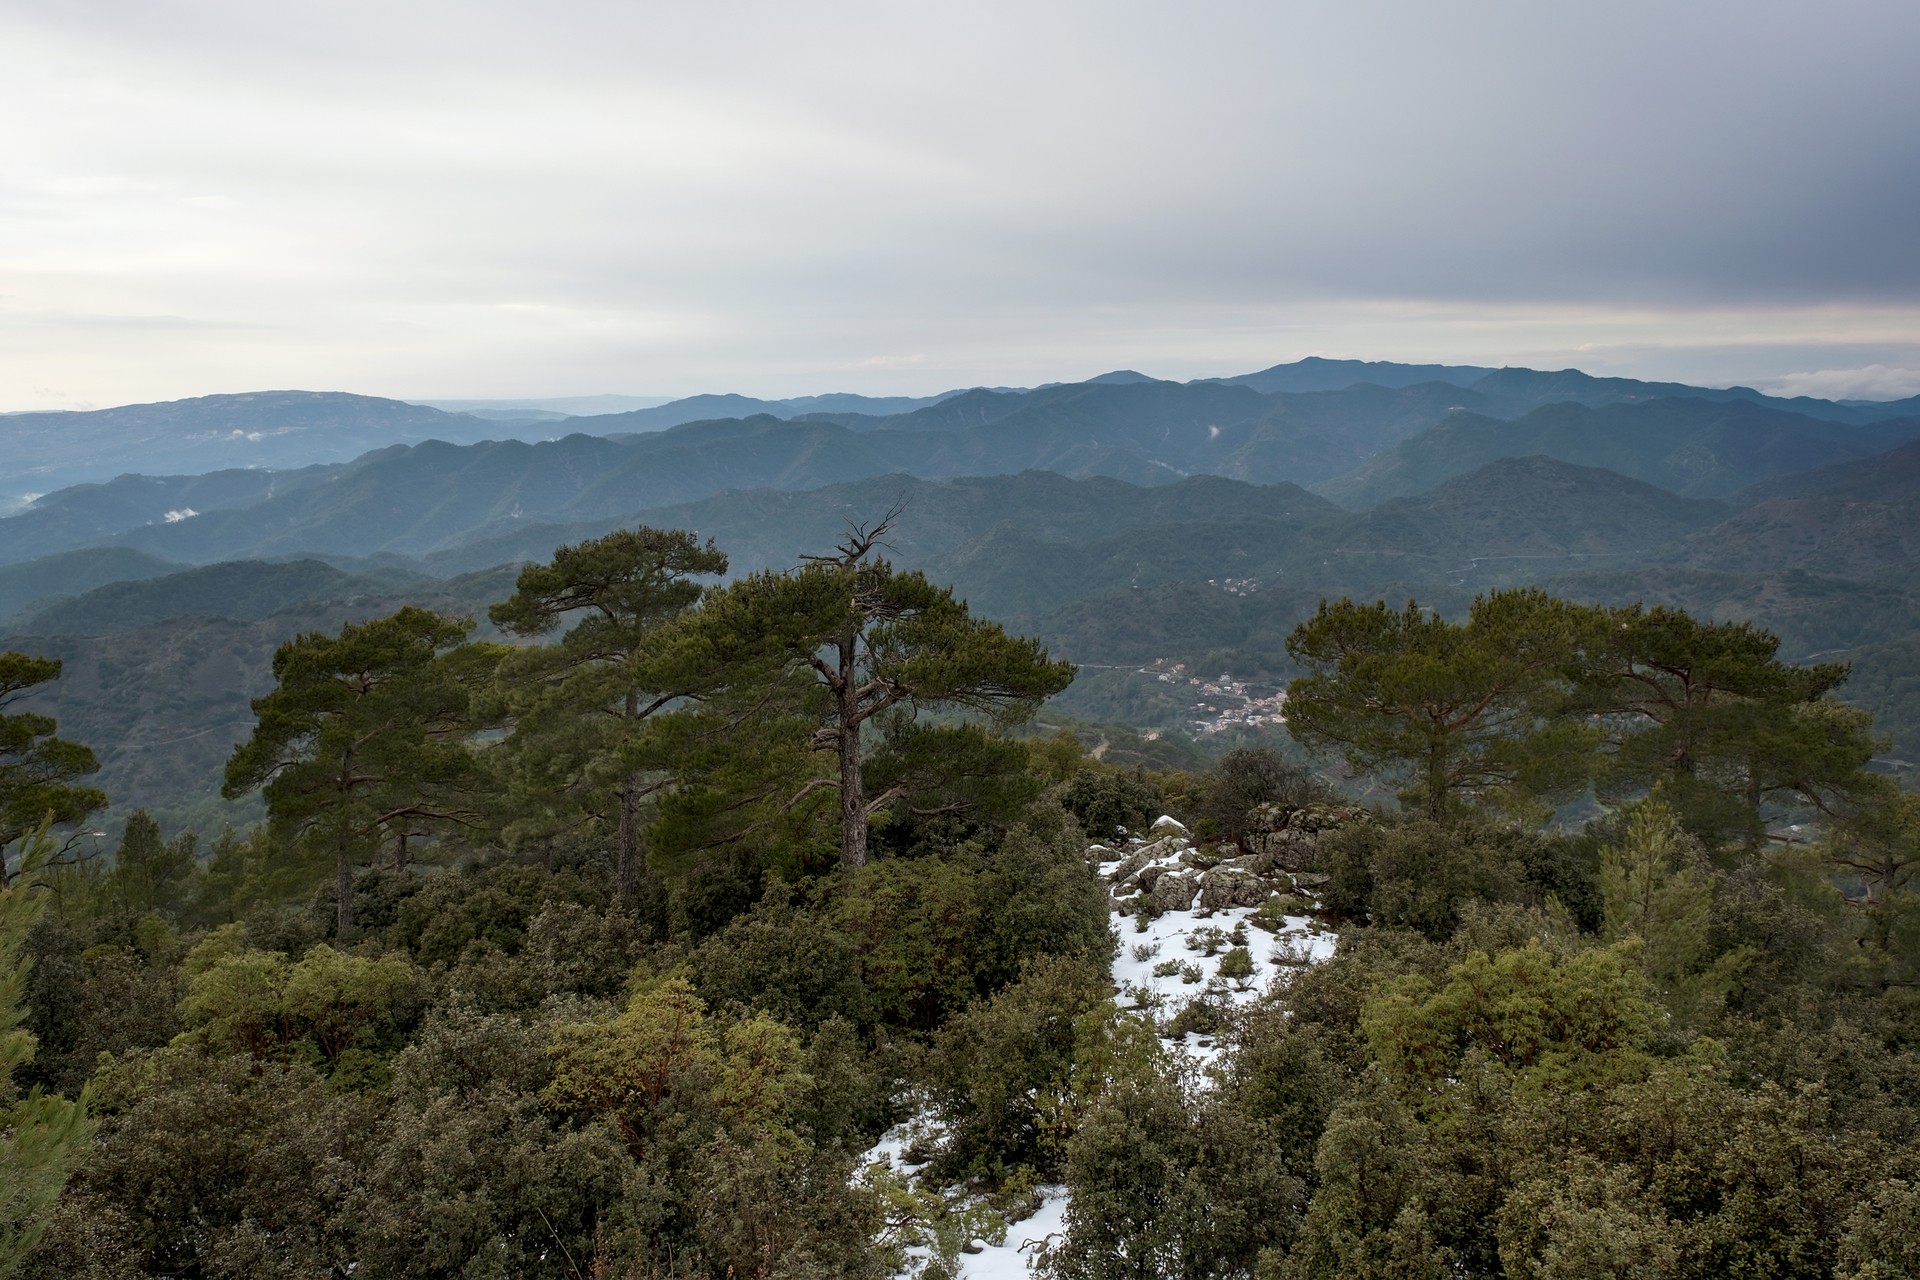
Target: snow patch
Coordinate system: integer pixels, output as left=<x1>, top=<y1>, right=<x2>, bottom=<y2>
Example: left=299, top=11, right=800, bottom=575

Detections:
left=965, top=1187, right=1069, bottom=1279
left=866, top=822, right=1339, bottom=1275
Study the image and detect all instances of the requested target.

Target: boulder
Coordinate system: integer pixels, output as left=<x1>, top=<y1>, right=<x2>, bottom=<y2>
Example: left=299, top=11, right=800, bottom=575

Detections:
left=1289, top=803, right=1367, bottom=833
left=1240, top=802, right=1369, bottom=872
left=1148, top=815, right=1190, bottom=839
left=1211, top=852, right=1268, bottom=876
left=1197, top=868, right=1272, bottom=912
left=1106, top=836, right=1180, bottom=884
left=1179, top=844, right=1228, bottom=870
left=1246, top=826, right=1319, bottom=873
left=1151, top=872, right=1198, bottom=913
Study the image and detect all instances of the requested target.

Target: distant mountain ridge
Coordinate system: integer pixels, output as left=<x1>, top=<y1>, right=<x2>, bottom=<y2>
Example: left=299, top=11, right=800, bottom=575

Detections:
left=0, top=391, right=494, bottom=494
left=0, top=547, right=182, bottom=621
left=1315, top=397, right=1920, bottom=508
left=8, top=382, right=1918, bottom=569
left=13, top=358, right=1920, bottom=503
left=1210, top=356, right=1497, bottom=393
left=1733, top=436, right=1920, bottom=505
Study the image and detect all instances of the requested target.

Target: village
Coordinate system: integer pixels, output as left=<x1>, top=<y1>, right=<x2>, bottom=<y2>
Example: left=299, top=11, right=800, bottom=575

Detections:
left=1139, top=656, right=1288, bottom=735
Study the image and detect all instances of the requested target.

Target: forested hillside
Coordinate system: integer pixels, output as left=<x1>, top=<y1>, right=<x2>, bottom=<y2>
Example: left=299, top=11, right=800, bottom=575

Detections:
left=4, top=518, right=1917, bottom=1278
left=11, top=363, right=1920, bottom=570
left=9, top=417, right=1920, bottom=826
left=5, top=359, right=1919, bottom=1277
left=1316, top=398, right=1920, bottom=507
left=3, top=393, right=495, bottom=495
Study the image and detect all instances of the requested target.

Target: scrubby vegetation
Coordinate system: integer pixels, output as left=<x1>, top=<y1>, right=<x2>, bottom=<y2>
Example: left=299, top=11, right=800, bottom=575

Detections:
left=2, top=525, right=1917, bottom=1278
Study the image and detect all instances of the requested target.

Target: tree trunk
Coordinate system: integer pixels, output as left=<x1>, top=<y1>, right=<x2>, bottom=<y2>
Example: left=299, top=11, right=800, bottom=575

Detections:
left=840, top=723, right=868, bottom=868
left=835, top=628, right=867, bottom=868
left=336, top=842, right=354, bottom=934
left=616, top=774, right=639, bottom=898
left=336, top=753, right=355, bottom=934
left=1425, top=735, right=1449, bottom=824
left=393, top=831, right=408, bottom=872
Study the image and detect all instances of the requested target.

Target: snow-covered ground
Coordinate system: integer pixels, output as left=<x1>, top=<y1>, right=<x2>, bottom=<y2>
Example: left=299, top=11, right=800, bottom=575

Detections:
left=965, top=1187, right=1069, bottom=1279
left=1099, top=818, right=1336, bottom=1073
left=866, top=814, right=1336, bottom=1277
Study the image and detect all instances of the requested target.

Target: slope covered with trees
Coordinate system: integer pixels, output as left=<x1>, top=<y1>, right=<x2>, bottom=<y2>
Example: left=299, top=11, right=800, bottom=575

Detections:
left=1, top=533, right=1915, bottom=1277
left=9, top=438, right=1920, bottom=826
left=1316, top=397, right=1920, bottom=508
left=11, top=364, right=1918, bottom=570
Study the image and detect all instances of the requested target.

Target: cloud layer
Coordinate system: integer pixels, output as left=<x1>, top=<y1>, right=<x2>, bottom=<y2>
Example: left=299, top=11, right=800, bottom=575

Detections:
left=3, top=1, right=1918, bottom=408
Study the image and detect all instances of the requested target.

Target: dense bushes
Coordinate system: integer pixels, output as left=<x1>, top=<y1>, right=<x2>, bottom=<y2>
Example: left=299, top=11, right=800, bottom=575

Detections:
left=10, top=789, right=1119, bottom=1279
left=9, top=576, right=1920, bottom=1279
left=1317, top=817, right=1602, bottom=937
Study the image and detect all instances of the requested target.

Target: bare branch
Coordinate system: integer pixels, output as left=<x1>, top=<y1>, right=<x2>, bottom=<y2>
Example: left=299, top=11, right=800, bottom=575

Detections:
left=784, top=777, right=841, bottom=811
left=801, top=499, right=907, bottom=567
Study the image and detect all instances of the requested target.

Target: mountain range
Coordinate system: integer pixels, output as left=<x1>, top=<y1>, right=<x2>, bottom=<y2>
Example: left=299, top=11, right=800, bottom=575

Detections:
left=7, top=366, right=1918, bottom=570
left=6, top=356, right=1919, bottom=822
left=13, top=357, right=1916, bottom=502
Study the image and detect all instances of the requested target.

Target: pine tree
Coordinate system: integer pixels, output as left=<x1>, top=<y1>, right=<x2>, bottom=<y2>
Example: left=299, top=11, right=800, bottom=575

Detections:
left=223, top=607, right=484, bottom=933
left=1576, top=604, right=1879, bottom=842
left=107, top=809, right=196, bottom=917
left=1283, top=590, right=1594, bottom=822
left=1, top=827, right=94, bottom=1277
left=0, top=653, right=107, bottom=890
left=488, top=527, right=728, bottom=897
left=1599, top=795, right=1749, bottom=1031
left=688, top=513, right=1074, bottom=867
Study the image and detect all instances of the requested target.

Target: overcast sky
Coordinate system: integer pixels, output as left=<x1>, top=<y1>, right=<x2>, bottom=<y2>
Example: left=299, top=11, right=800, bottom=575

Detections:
left=3, top=0, right=1918, bottom=409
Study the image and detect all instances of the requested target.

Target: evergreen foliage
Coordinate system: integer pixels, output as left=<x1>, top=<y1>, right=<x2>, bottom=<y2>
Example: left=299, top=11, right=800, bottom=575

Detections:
left=222, top=607, right=487, bottom=932
left=1, top=830, right=93, bottom=1278
left=0, top=654, right=106, bottom=888
left=1284, top=590, right=1596, bottom=821
left=4, top=524, right=1917, bottom=1279
left=488, top=526, right=728, bottom=897
left=682, top=514, right=1074, bottom=867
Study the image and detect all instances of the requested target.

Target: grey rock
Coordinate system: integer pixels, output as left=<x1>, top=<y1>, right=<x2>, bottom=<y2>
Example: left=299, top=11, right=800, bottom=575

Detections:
left=1246, top=827, right=1319, bottom=873
left=1106, top=836, right=1180, bottom=884
left=1197, top=868, right=1272, bottom=912
left=1152, top=872, right=1198, bottom=913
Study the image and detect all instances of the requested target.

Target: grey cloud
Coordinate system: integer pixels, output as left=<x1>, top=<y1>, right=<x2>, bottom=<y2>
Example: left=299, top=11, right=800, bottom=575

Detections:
left=1, top=0, right=1917, bottom=406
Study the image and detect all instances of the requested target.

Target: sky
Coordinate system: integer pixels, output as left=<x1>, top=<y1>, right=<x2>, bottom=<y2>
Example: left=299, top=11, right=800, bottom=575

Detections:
left=3, top=0, right=1919, bottom=410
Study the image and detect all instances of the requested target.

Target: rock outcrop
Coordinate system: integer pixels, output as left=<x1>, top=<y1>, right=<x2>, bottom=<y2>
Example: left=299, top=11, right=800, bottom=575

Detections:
left=1093, top=802, right=1365, bottom=919
left=1242, top=802, right=1368, bottom=872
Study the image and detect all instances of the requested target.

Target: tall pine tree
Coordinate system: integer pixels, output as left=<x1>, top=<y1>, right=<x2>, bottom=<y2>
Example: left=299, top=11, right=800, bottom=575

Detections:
left=488, top=527, right=727, bottom=897
left=0, top=654, right=106, bottom=890
left=223, top=608, right=483, bottom=932
left=687, top=514, right=1074, bottom=868
left=1283, top=590, right=1594, bottom=822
